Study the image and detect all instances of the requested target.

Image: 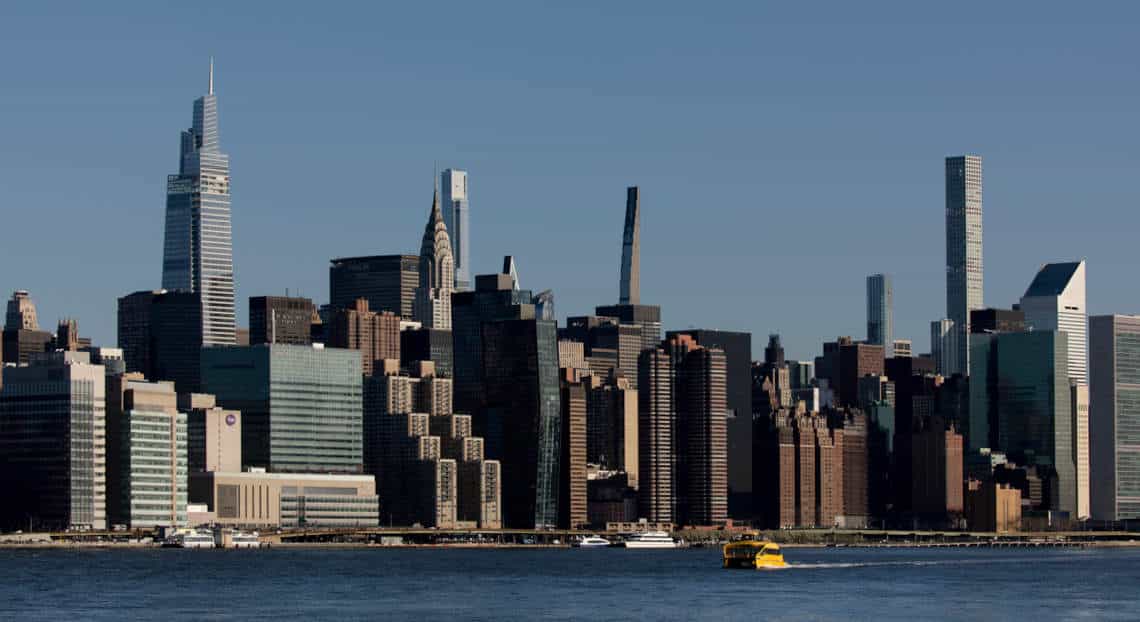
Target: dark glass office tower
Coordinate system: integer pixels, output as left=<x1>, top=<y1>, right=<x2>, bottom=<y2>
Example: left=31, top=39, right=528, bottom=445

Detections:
left=161, top=60, right=235, bottom=346
left=150, top=291, right=204, bottom=394
left=249, top=296, right=314, bottom=345
left=329, top=254, right=419, bottom=317
left=452, top=273, right=561, bottom=528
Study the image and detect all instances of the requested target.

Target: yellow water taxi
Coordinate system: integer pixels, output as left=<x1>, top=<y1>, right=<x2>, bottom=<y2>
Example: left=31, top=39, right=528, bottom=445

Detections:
left=722, top=540, right=788, bottom=570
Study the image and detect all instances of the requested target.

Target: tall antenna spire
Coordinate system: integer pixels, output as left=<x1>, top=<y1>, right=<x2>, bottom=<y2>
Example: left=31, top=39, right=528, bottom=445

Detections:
left=209, top=56, right=214, bottom=95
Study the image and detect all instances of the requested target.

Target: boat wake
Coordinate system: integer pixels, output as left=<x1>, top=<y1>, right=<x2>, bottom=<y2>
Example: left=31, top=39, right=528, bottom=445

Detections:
left=786, top=557, right=1044, bottom=570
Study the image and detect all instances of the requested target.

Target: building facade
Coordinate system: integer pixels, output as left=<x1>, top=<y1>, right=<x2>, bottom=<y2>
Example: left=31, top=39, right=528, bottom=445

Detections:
left=329, top=254, right=419, bottom=318
left=161, top=61, right=236, bottom=346
left=1020, top=260, right=1088, bottom=384
left=413, top=189, right=454, bottom=330
left=667, top=329, right=751, bottom=518
left=189, top=471, right=379, bottom=528
left=106, top=377, right=188, bottom=528
left=201, top=344, right=363, bottom=473
left=866, top=274, right=893, bottom=357
left=1090, top=314, right=1140, bottom=520
left=0, top=352, right=107, bottom=530
left=945, top=155, right=983, bottom=377
left=619, top=186, right=641, bottom=305
left=249, top=296, right=314, bottom=346
left=180, top=393, right=241, bottom=473
left=440, top=169, right=470, bottom=291
left=327, top=298, right=401, bottom=377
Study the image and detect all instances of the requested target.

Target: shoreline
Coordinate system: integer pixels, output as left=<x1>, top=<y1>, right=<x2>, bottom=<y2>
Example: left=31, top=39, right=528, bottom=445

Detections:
left=2, top=540, right=1137, bottom=550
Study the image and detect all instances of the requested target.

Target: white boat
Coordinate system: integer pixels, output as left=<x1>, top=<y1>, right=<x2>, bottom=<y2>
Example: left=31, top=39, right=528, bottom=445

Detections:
left=622, top=531, right=677, bottom=549
left=229, top=531, right=261, bottom=549
left=164, top=529, right=216, bottom=549
left=575, top=535, right=611, bottom=548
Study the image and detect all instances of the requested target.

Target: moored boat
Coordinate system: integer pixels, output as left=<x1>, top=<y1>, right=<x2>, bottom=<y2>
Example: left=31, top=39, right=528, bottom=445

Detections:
left=575, top=535, right=612, bottom=548
left=622, top=531, right=677, bottom=549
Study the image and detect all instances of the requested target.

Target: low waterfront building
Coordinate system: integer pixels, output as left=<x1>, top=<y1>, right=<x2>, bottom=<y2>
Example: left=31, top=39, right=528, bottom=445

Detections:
left=188, top=471, right=379, bottom=528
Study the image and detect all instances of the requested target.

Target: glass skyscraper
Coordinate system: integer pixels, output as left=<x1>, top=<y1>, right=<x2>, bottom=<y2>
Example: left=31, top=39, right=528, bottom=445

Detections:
left=201, top=344, right=363, bottom=474
left=945, top=155, right=983, bottom=377
left=162, top=60, right=235, bottom=346
left=441, top=169, right=470, bottom=291
left=866, top=273, right=893, bottom=357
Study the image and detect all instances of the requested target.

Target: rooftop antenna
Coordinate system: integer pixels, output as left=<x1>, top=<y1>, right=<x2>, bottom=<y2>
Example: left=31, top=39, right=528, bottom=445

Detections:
left=209, top=56, right=214, bottom=95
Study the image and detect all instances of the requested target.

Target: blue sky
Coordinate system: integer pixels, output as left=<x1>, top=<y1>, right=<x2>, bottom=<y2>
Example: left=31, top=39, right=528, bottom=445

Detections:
left=1, top=1, right=1138, bottom=360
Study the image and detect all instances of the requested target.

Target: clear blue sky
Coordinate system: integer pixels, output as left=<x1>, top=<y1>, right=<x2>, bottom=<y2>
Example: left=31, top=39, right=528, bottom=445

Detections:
left=2, top=1, right=1138, bottom=360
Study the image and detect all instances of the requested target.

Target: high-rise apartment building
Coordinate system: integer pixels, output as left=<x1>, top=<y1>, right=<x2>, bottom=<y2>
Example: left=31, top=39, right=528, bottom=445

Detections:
left=249, top=296, right=314, bottom=346
left=619, top=186, right=641, bottom=305
left=161, top=60, right=235, bottom=346
left=413, top=189, right=454, bottom=330
left=1090, top=315, right=1140, bottom=521
left=636, top=335, right=728, bottom=526
left=668, top=329, right=751, bottom=518
left=637, top=347, right=674, bottom=523
left=327, top=298, right=400, bottom=377
left=866, top=274, right=893, bottom=357
left=0, top=351, right=107, bottom=530
left=672, top=336, right=729, bottom=527
left=329, top=254, right=419, bottom=317
left=1020, top=260, right=1088, bottom=384
left=559, top=382, right=588, bottom=529
left=945, top=155, right=983, bottom=376
left=201, top=344, right=363, bottom=473
left=440, top=169, right=470, bottom=291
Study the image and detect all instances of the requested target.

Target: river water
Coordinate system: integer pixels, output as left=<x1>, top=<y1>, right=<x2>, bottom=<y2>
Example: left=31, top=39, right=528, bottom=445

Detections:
left=2, top=546, right=1137, bottom=620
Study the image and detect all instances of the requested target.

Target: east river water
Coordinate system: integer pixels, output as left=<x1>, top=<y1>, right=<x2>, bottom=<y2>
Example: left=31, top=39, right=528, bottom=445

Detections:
left=2, top=546, right=1138, bottom=620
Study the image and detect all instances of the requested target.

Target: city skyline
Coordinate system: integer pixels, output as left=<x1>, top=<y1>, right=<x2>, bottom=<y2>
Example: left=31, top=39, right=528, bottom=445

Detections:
left=2, top=5, right=1140, bottom=361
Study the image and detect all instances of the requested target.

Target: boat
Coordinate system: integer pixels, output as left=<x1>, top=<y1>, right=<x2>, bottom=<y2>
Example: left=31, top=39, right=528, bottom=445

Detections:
left=228, top=530, right=261, bottom=549
left=574, top=535, right=612, bottom=548
left=163, top=529, right=216, bottom=549
left=622, top=531, right=678, bottom=549
left=722, top=540, right=787, bottom=569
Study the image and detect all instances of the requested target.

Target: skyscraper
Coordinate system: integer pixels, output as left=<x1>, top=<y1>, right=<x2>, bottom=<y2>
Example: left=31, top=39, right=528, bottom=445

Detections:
left=201, top=344, right=363, bottom=474
left=667, top=329, right=751, bottom=518
left=866, top=274, right=893, bottom=357
left=1089, top=314, right=1140, bottom=521
left=249, top=296, right=315, bottom=346
left=161, top=60, right=236, bottom=346
left=413, top=189, right=454, bottom=330
left=0, top=351, right=107, bottom=530
left=1020, top=260, right=1088, bottom=384
left=930, top=319, right=958, bottom=378
left=4, top=290, right=38, bottom=330
left=329, top=254, right=419, bottom=317
left=945, top=155, right=983, bottom=376
left=441, top=169, right=470, bottom=291
left=619, top=186, right=640, bottom=305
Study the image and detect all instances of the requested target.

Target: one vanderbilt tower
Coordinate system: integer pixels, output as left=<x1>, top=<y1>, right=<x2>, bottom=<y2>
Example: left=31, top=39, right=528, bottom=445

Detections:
left=161, top=59, right=236, bottom=345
